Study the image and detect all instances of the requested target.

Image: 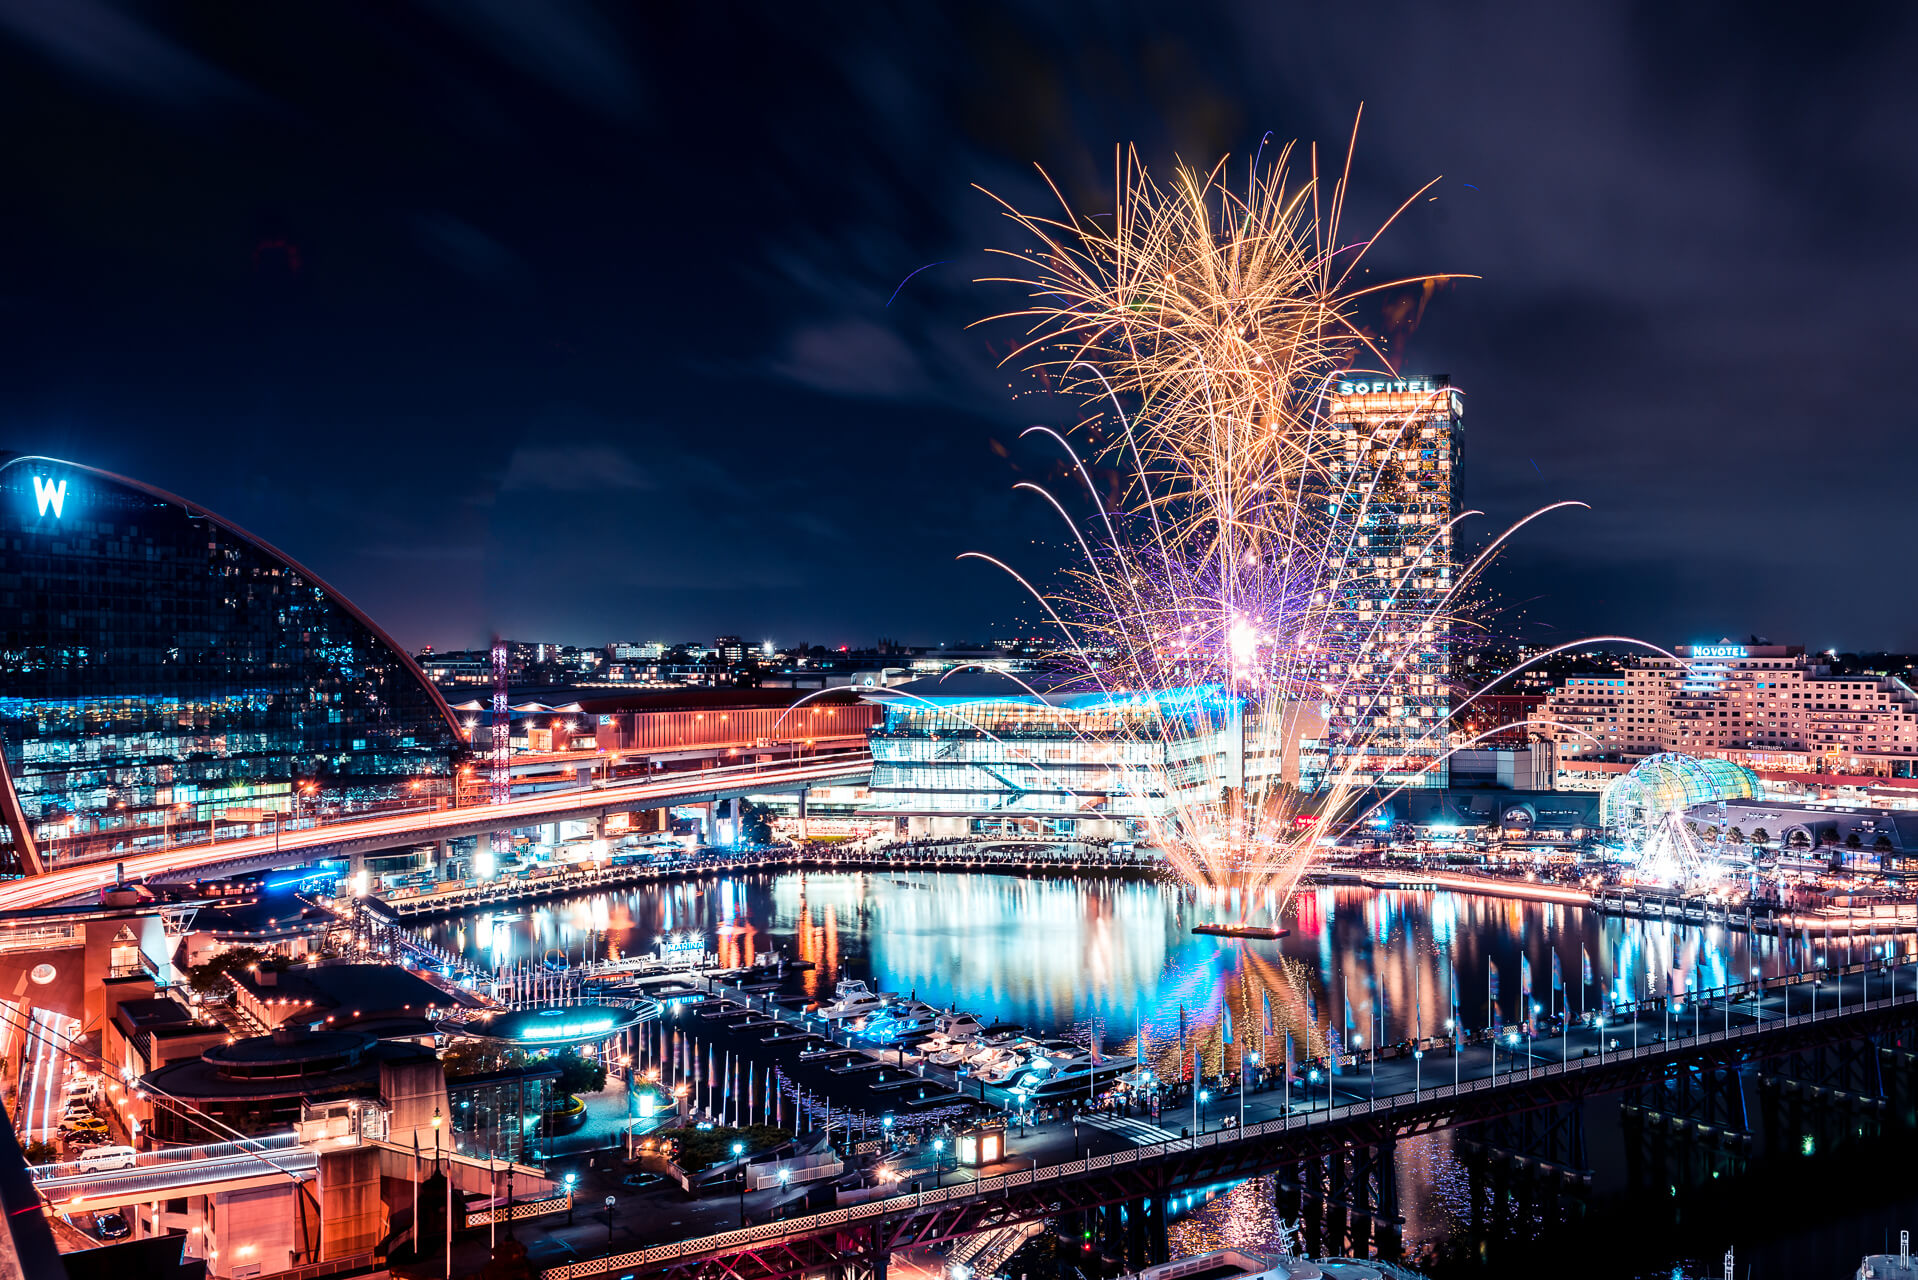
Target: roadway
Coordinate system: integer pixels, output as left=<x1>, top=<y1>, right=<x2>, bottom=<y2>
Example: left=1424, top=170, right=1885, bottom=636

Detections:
left=0, top=754, right=872, bottom=912
left=31, top=1135, right=313, bottom=1210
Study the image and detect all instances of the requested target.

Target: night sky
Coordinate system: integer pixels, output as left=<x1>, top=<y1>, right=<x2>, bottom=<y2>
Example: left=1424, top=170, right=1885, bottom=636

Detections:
left=3, top=4, right=1916, bottom=653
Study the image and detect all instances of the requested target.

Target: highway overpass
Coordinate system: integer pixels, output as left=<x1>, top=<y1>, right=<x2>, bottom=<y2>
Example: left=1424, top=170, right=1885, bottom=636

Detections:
left=0, top=753, right=872, bottom=912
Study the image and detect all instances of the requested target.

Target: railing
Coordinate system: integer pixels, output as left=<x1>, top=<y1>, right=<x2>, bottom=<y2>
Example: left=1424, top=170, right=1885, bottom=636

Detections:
left=468, top=1192, right=571, bottom=1226
left=267, top=1251, right=381, bottom=1280
left=539, top=953, right=1918, bottom=1280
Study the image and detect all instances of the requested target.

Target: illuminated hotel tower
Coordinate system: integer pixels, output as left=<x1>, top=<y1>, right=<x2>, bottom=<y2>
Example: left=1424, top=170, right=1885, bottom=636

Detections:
left=1321, top=375, right=1463, bottom=790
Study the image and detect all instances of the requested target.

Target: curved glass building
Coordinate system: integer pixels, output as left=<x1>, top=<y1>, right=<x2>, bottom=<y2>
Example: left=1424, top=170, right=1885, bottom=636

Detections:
left=0, top=456, right=465, bottom=875
left=1599, top=752, right=1760, bottom=829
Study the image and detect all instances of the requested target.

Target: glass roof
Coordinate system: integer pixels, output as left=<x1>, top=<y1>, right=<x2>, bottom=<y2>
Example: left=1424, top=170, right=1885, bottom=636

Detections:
left=1600, top=752, right=1760, bottom=826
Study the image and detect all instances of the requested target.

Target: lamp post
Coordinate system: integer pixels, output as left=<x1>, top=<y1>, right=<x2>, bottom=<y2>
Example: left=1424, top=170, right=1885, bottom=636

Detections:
left=1446, top=1018, right=1457, bottom=1090
left=564, top=1172, right=577, bottom=1225
left=1197, top=1089, right=1209, bottom=1133
left=932, top=1138, right=945, bottom=1188
left=1240, top=1052, right=1257, bottom=1129
left=1595, top=1014, right=1606, bottom=1064
left=733, top=1142, right=747, bottom=1225
left=605, top=1195, right=616, bottom=1251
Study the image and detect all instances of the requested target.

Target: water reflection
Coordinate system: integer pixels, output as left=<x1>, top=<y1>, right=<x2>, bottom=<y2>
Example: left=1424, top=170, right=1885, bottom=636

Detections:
left=421, top=872, right=1794, bottom=1065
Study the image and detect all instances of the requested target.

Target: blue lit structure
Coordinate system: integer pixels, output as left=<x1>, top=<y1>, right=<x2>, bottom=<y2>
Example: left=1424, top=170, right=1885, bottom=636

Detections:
left=0, top=456, right=464, bottom=875
left=1599, top=752, right=1760, bottom=829
left=861, top=671, right=1238, bottom=837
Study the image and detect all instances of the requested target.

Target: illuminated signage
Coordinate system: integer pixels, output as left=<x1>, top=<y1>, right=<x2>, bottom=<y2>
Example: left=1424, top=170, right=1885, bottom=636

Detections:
left=30, top=476, right=66, bottom=519
left=1690, top=645, right=1747, bottom=659
left=522, top=1017, right=615, bottom=1042
left=1335, top=377, right=1438, bottom=396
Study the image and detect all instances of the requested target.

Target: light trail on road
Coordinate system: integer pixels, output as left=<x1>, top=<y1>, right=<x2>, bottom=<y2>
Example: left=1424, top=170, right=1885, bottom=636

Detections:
left=0, top=755, right=870, bottom=913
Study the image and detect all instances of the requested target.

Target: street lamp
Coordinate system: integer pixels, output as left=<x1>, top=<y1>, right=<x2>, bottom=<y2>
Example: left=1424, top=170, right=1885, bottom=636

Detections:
left=564, top=1171, right=577, bottom=1225
left=1595, top=1014, right=1606, bottom=1064
left=1445, top=1017, right=1458, bottom=1089
left=932, top=1138, right=945, bottom=1188
left=1197, top=1089, right=1210, bottom=1133
left=733, top=1142, right=747, bottom=1225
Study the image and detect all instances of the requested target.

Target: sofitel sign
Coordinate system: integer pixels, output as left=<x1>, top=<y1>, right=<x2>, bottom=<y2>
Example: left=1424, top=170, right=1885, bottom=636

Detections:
left=1336, top=377, right=1438, bottom=395
left=1691, top=644, right=1748, bottom=659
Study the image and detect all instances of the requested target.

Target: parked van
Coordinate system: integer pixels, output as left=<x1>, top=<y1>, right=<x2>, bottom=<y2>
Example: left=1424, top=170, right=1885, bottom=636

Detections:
left=74, top=1146, right=136, bottom=1173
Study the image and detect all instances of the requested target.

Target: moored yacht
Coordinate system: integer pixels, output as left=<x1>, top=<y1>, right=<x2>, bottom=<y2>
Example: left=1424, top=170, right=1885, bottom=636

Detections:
left=861, top=1000, right=941, bottom=1042
left=817, top=978, right=885, bottom=1021
left=1020, top=1040, right=1135, bottom=1097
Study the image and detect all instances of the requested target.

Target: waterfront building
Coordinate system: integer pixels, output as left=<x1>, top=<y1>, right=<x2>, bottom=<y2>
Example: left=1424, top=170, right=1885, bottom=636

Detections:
left=1547, top=643, right=1918, bottom=777
left=141, top=1025, right=441, bottom=1143
left=1324, top=376, right=1463, bottom=790
left=0, top=456, right=466, bottom=875
left=860, top=671, right=1245, bottom=838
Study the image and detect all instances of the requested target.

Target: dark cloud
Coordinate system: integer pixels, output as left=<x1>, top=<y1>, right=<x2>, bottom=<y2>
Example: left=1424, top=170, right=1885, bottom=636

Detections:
left=0, top=3, right=1914, bottom=652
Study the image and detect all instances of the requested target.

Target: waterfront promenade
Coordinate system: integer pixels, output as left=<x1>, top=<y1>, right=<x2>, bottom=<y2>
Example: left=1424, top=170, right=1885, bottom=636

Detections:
left=532, top=947, right=1918, bottom=1280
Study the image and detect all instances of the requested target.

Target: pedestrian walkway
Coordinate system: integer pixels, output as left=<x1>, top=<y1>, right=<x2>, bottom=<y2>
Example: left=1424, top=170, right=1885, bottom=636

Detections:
left=1078, top=1113, right=1176, bottom=1144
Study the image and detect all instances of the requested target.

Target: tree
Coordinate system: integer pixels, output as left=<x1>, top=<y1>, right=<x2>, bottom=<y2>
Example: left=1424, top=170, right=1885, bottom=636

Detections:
left=738, top=800, right=776, bottom=847
left=1820, top=828, right=1841, bottom=848
left=187, top=946, right=277, bottom=994
left=1726, top=826, right=1746, bottom=846
left=441, top=1041, right=526, bottom=1080
left=1751, top=828, right=1770, bottom=846
left=552, top=1047, right=606, bottom=1096
left=1845, top=830, right=1863, bottom=850
left=1874, top=834, right=1895, bottom=854
left=1788, top=830, right=1810, bottom=850
left=21, top=1141, right=56, bottom=1165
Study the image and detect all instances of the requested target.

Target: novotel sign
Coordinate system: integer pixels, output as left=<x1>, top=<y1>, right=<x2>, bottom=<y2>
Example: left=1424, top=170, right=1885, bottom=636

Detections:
left=1336, top=377, right=1441, bottom=396
left=1690, top=644, right=1748, bottom=659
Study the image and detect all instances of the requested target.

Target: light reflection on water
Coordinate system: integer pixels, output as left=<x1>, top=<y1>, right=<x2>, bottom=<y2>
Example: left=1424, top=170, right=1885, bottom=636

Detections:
left=423, top=871, right=1793, bottom=1063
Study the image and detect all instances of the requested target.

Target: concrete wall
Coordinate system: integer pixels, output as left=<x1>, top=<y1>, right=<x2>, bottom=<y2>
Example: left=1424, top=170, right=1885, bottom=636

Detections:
left=381, top=1056, right=451, bottom=1155
left=317, top=1145, right=384, bottom=1260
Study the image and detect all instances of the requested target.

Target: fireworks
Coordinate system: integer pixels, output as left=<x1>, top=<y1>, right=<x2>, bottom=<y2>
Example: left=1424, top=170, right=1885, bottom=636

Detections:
left=960, top=136, right=1624, bottom=922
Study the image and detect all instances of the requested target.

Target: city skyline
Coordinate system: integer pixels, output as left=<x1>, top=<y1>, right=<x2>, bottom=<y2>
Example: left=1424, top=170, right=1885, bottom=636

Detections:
left=3, top=8, right=1918, bottom=651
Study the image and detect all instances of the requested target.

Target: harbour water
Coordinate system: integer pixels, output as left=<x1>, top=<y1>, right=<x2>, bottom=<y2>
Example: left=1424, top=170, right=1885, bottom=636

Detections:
left=416, top=870, right=1917, bottom=1275
left=420, top=870, right=1809, bottom=1054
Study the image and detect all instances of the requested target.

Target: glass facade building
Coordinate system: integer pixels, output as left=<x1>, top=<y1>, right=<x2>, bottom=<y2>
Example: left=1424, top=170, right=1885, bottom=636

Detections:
left=0, top=456, right=464, bottom=875
left=1323, top=376, right=1463, bottom=791
left=861, top=672, right=1238, bottom=835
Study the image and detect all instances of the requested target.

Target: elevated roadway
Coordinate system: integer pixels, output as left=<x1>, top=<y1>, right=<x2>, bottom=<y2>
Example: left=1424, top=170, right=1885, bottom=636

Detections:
left=0, top=754, right=872, bottom=912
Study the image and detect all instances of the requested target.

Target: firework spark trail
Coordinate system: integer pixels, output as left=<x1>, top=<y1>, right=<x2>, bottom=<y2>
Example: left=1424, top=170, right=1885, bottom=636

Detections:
left=957, top=136, right=1650, bottom=925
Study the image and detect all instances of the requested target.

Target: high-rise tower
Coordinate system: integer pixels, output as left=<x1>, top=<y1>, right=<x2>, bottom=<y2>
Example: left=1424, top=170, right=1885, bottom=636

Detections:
left=1322, top=375, right=1463, bottom=790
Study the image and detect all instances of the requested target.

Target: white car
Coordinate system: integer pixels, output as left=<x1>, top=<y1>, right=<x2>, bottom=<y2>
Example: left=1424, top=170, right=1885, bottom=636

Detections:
left=74, top=1146, right=136, bottom=1173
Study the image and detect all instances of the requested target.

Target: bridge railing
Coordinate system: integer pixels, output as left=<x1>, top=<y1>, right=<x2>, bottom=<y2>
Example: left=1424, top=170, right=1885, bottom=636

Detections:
left=537, top=952, right=1918, bottom=1280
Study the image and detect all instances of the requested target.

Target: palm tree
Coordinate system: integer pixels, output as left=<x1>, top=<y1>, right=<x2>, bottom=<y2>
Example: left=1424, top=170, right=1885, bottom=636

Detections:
left=1874, top=834, right=1894, bottom=855
left=1788, top=830, right=1810, bottom=850
left=1726, top=826, right=1746, bottom=846
left=1845, top=830, right=1863, bottom=850
left=1751, top=828, right=1770, bottom=846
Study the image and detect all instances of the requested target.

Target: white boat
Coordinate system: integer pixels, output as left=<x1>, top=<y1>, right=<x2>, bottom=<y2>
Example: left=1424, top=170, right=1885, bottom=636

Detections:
left=929, top=1037, right=980, bottom=1068
left=928, top=1010, right=984, bottom=1040
left=817, top=978, right=885, bottom=1021
left=1020, top=1041, right=1134, bottom=1097
left=1858, top=1231, right=1916, bottom=1279
left=975, top=1048, right=1032, bottom=1085
left=863, top=1000, right=941, bottom=1042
